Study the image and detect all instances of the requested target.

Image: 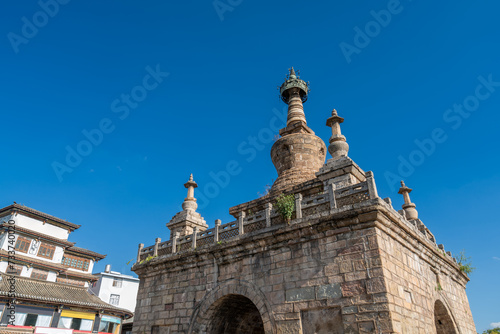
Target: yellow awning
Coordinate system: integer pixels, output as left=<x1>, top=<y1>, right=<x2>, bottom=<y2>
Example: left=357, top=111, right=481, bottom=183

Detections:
left=60, top=310, right=96, bottom=320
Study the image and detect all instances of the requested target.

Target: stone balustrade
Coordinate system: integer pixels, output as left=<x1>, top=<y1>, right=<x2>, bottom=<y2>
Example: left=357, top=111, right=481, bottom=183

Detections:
left=138, top=179, right=371, bottom=263
left=379, top=196, right=458, bottom=263
left=136, top=176, right=443, bottom=264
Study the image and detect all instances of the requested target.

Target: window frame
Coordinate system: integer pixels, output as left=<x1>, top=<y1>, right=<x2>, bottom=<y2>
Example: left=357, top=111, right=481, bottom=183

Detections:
left=30, top=268, right=48, bottom=280
left=6, top=264, right=23, bottom=275
left=112, top=278, right=123, bottom=288
left=37, top=242, right=56, bottom=260
left=15, top=236, right=32, bottom=254
left=61, top=254, right=90, bottom=271
left=109, top=294, right=120, bottom=306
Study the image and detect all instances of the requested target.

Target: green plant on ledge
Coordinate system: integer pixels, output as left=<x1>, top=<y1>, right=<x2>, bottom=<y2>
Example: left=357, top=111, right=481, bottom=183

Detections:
left=139, top=255, right=157, bottom=265
left=435, top=283, right=443, bottom=291
left=455, top=249, right=475, bottom=275
left=275, top=193, right=295, bottom=224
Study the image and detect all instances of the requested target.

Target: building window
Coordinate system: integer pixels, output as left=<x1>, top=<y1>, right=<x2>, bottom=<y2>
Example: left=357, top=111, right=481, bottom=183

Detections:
left=25, top=314, right=38, bottom=326
left=58, top=317, right=93, bottom=331
left=61, top=254, right=90, bottom=271
left=112, top=278, right=122, bottom=288
left=71, top=318, right=82, bottom=330
left=37, top=243, right=56, bottom=259
left=99, top=319, right=120, bottom=334
left=6, top=264, right=23, bottom=275
left=14, top=313, right=52, bottom=327
left=109, top=294, right=120, bottom=306
left=15, top=236, right=32, bottom=253
left=30, top=268, right=48, bottom=280
left=56, top=277, right=86, bottom=287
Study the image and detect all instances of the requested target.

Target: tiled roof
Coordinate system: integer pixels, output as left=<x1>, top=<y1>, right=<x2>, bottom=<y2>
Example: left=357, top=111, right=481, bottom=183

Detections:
left=0, top=223, right=75, bottom=247
left=66, top=246, right=106, bottom=260
left=0, top=327, right=33, bottom=334
left=0, top=274, right=132, bottom=317
left=0, top=204, right=80, bottom=230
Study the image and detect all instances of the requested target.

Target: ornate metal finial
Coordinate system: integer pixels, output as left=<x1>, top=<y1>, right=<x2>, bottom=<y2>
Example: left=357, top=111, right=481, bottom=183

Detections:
left=279, top=67, right=309, bottom=104
left=326, top=108, right=349, bottom=160
left=279, top=68, right=310, bottom=127
left=398, top=180, right=418, bottom=220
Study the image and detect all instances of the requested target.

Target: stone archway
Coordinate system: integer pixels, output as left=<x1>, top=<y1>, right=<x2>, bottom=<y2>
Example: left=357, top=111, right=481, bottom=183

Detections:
left=434, top=300, right=458, bottom=334
left=188, top=280, right=275, bottom=334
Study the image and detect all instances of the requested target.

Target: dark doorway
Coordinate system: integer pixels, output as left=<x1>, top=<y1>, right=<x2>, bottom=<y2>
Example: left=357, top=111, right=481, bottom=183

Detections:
left=208, top=294, right=265, bottom=334
left=434, top=300, right=458, bottom=334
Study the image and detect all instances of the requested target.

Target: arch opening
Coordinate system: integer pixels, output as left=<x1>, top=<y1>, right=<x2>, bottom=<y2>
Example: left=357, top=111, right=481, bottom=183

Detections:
left=206, top=294, right=265, bottom=334
left=434, top=300, right=458, bottom=334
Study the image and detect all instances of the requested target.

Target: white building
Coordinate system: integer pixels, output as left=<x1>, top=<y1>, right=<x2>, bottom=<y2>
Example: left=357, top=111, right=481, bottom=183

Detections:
left=0, top=203, right=103, bottom=288
left=0, top=203, right=132, bottom=333
left=90, top=265, right=139, bottom=313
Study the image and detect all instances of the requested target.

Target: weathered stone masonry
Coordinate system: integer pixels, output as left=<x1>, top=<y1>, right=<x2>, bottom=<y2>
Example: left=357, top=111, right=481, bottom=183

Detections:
left=132, top=69, right=476, bottom=334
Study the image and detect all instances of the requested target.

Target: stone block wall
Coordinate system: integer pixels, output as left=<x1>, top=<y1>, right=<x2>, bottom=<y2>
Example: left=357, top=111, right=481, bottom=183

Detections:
left=375, top=217, right=476, bottom=334
left=133, top=209, right=399, bottom=334
left=133, top=199, right=476, bottom=334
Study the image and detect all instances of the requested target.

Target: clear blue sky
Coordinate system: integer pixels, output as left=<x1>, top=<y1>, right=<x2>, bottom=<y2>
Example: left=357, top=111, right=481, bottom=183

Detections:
left=1, top=1, right=499, bottom=331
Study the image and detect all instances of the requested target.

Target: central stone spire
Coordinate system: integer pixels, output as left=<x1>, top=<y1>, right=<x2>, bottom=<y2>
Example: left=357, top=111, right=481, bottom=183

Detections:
left=280, top=67, right=309, bottom=129
left=270, top=69, right=327, bottom=194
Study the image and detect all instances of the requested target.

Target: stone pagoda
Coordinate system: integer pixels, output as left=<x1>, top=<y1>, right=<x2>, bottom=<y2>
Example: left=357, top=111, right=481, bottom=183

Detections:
left=270, top=68, right=326, bottom=195
left=132, top=69, right=476, bottom=334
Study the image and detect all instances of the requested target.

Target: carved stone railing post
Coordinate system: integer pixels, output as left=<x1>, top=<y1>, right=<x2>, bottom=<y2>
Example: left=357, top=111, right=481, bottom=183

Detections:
left=327, top=181, right=337, bottom=209
left=265, top=203, right=272, bottom=227
left=192, top=227, right=199, bottom=249
left=214, top=219, right=221, bottom=243
left=366, top=171, right=378, bottom=199
left=137, top=243, right=144, bottom=263
left=238, top=211, right=246, bottom=235
left=153, top=238, right=161, bottom=257
left=295, top=193, right=303, bottom=219
left=172, top=232, right=179, bottom=254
